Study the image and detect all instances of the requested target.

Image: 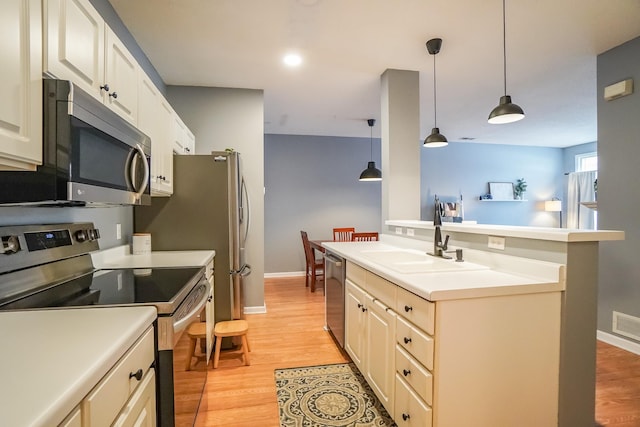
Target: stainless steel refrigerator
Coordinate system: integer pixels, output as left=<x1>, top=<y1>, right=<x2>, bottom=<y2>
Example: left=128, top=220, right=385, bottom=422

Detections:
left=134, top=152, right=251, bottom=323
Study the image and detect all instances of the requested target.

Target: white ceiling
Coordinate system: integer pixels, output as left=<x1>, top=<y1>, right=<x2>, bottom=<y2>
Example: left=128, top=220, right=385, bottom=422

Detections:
left=109, top=0, right=640, bottom=147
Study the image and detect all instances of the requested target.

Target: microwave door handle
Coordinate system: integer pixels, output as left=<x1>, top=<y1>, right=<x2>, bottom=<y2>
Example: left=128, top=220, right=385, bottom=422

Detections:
left=131, top=144, right=150, bottom=200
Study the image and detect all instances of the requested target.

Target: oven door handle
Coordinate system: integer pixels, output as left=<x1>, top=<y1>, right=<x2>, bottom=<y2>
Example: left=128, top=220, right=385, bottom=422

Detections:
left=172, top=280, right=211, bottom=334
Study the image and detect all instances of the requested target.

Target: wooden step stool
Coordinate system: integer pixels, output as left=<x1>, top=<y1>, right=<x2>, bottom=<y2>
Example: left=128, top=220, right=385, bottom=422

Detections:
left=185, top=322, right=209, bottom=371
left=213, top=319, right=251, bottom=368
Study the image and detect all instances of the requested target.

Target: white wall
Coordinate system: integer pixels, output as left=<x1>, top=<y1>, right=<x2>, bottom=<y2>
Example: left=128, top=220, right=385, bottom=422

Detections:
left=166, top=86, right=265, bottom=310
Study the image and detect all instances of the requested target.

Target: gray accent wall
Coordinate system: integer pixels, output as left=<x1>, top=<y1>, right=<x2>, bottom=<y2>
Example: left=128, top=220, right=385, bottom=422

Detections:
left=264, top=134, right=382, bottom=274
left=166, top=86, right=265, bottom=310
left=597, top=36, right=640, bottom=342
left=420, top=142, right=564, bottom=226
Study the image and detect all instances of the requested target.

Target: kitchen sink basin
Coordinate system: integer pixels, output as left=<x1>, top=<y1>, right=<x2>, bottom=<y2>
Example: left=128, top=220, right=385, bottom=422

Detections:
left=360, top=249, right=489, bottom=274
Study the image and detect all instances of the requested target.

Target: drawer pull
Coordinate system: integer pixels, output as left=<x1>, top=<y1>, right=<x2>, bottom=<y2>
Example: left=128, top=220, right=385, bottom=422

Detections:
left=404, top=337, right=412, bottom=344
left=129, top=369, right=143, bottom=381
left=361, top=306, right=367, bottom=313
left=357, top=303, right=363, bottom=309
left=403, top=369, right=411, bottom=376
left=402, top=413, right=411, bottom=421
left=404, top=305, right=413, bottom=312
left=208, top=296, right=213, bottom=302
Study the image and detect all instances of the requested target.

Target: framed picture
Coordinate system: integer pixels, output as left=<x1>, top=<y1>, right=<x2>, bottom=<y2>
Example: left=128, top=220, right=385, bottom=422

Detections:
left=488, top=182, right=514, bottom=200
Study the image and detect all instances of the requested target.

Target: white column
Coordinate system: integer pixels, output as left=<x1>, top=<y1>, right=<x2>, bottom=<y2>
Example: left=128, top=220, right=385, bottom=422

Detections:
left=380, top=69, right=421, bottom=224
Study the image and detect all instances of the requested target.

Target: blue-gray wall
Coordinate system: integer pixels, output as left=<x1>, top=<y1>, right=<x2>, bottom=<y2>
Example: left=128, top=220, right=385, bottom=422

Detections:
left=264, top=134, right=382, bottom=274
left=563, top=142, right=597, bottom=174
left=597, top=36, right=640, bottom=342
left=263, top=135, right=589, bottom=274
left=420, top=142, right=564, bottom=227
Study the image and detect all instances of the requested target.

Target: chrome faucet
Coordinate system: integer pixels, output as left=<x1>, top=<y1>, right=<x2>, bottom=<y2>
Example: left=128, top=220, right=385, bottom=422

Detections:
left=429, top=195, right=452, bottom=259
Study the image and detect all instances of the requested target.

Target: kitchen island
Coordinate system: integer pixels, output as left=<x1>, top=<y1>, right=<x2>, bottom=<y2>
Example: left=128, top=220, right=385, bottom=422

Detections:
left=325, top=221, right=623, bottom=427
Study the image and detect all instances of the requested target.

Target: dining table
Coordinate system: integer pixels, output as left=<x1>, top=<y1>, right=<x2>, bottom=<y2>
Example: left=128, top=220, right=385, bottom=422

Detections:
left=309, top=239, right=331, bottom=254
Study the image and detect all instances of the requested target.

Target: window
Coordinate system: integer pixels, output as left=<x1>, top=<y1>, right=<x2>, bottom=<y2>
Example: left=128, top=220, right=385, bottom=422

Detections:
left=575, top=152, right=597, bottom=172
left=574, top=151, right=598, bottom=229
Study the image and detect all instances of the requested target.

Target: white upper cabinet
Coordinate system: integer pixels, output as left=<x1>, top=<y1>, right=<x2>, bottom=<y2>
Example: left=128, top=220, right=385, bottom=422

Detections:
left=44, top=0, right=138, bottom=124
left=44, top=0, right=104, bottom=97
left=138, top=72, right=172, bottom=196
left=0, top=0, right=43, bottom=170
left=173, top=114, right=195, bottom=155
left=104, top=26, right=138, bottom=124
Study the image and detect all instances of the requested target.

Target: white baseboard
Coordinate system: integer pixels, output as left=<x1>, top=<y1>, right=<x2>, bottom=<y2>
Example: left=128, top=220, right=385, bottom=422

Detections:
left=244, top=304, right=267, bottom=314
left=597, top=330, right=640, bottom=355
left=264, top=271, right=305, bottom=278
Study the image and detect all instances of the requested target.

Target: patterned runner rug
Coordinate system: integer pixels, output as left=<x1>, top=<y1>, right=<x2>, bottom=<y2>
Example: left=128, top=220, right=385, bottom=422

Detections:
left=275, top=363, right=396, bottom=426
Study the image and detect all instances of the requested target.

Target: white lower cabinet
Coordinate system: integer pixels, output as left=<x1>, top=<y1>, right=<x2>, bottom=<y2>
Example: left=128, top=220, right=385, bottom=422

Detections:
left=344, top=261, right=562, bottom=427
left=364, top=294, right=396, bottom=415
left=112, top=368, right=156, bottom=427
left=59, top=326, right=156, bottom=427
left=345, top=272, right=396, bottom=417
left=395, top=374, right=432, bottom=427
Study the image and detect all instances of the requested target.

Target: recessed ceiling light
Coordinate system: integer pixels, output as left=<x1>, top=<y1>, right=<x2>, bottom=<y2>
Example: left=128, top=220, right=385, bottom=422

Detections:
left=283, top=53, right=302, bottom=67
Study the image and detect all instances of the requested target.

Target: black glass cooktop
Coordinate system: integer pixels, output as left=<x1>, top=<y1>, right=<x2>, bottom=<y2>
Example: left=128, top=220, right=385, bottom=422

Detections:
left=0, top=267, right=203, bottom=313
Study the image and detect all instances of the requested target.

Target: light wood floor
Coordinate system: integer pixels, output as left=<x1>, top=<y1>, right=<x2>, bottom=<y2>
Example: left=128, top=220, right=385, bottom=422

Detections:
left=194, top=276, right=640, bottom=427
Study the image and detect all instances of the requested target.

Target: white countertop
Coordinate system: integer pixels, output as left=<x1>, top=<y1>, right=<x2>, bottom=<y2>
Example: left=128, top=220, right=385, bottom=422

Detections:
left=323, top=241, right=565, bottom=301
left=0, top=306, right=156, bottom=427
left=386, top=219, right=625, bottom=242
left=91, top=245, right=215, bottom=269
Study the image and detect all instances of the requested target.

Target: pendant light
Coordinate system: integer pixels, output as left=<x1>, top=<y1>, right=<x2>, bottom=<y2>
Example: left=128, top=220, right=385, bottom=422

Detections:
left=424, top=38, right=448, bottom=148
left=488, top=0, right=525, bottom=124
left=359, top=119, right=382, bottom=182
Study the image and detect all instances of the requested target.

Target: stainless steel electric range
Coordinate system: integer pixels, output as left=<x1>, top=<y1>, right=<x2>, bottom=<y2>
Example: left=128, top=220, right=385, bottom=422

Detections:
left=0, top=223, right=210, bottom=427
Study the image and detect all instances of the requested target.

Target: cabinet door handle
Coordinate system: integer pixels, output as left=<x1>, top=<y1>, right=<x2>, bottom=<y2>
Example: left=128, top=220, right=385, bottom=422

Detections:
left=404, top=305, right=413, bottom=312
left=100, top=84, right=110, bottom=92
left=404, top=337, right=412, bottom=344
left=361, top=307, right=367, bottom=312
left=403, top=369, right=411, bottom=376
left=402, top=413, right=410, bottom=421
left=357, top=303, right=363, bottom=309
left=207, top=296, right=213, bottom=302
left=109, top=91, right=118, bottom=99
left=129, top=368, right=143, bottom=381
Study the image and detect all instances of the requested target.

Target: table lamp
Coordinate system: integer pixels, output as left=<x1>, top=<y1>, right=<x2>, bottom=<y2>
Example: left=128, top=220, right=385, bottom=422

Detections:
left=545, top=198, right=562, bottom=228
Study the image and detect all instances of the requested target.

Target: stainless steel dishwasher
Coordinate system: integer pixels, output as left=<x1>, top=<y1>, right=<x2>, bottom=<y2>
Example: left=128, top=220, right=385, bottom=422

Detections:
left=324, top=250, right=346, bottom=348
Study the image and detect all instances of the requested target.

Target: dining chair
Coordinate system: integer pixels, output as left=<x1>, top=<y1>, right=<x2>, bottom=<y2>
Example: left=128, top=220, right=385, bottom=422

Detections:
left=333, top=227, right=355, bottom=241
left=351, top=232, right=379, bottom=241
left=300, top=231, right=324, bottom=292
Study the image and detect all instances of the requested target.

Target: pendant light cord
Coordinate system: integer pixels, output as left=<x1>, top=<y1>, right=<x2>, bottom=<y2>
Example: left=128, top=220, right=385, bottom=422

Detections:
left=369, top=123, right=373, bottom=161
left=433, top=53, right=438, bottom=127
left=502, top=0, right=507, bottom=96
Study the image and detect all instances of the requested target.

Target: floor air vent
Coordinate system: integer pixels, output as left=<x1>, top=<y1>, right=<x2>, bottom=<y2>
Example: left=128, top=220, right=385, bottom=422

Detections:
left=613, top=311, right=640, bottom=342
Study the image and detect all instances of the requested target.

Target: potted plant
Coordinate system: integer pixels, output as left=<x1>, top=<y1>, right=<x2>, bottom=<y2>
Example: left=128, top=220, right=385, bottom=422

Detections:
left=514, top=178, right=527, bottom=200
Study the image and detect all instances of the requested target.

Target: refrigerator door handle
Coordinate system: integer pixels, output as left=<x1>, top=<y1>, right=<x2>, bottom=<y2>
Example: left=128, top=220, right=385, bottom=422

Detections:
left=231, top=264, right=252, bottom=277
left=241, top=177, right=251, bottom=247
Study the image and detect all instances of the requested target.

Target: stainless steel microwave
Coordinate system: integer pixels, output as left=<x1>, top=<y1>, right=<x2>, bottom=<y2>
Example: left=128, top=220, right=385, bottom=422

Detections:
left=0, top=79, right=151, bottom=206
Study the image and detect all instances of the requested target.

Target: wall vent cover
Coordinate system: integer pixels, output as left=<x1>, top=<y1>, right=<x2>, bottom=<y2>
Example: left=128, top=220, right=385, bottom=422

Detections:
left=612, top=311, right=640, bottom=342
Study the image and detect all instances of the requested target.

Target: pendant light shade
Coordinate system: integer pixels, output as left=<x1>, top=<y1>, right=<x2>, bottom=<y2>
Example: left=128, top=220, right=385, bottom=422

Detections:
left=359, top=119, right=382, bottom=182
left=488, top=0, right=525, bottom=124
left=488, top=95, right=524, bottom=124
left=424, top=38, right=448, bottom=148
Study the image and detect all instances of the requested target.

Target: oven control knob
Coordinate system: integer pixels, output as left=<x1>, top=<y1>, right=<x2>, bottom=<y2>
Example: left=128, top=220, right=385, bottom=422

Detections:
left=75, top=230, right=88, bottom=242
left=88, top=229, right=96, bottom=240
left=1, top=235, right=20, bottom=254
